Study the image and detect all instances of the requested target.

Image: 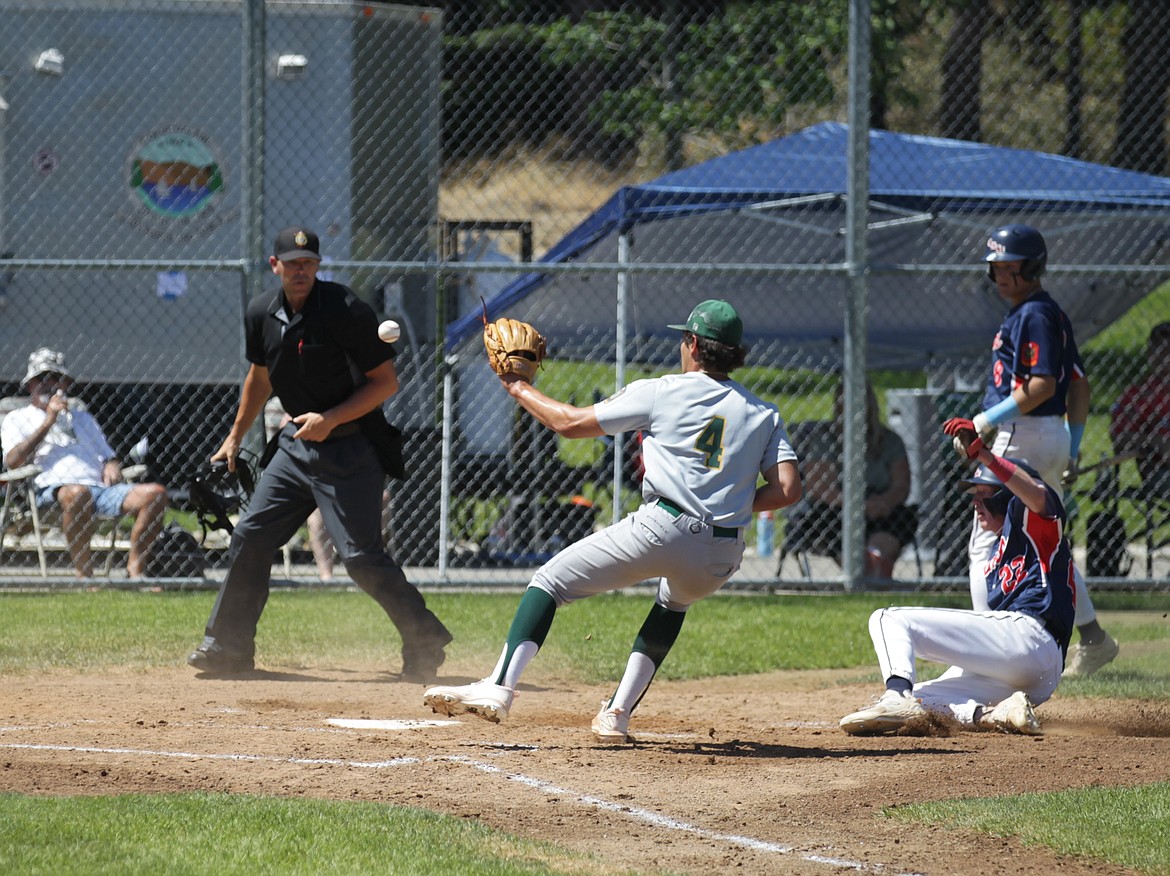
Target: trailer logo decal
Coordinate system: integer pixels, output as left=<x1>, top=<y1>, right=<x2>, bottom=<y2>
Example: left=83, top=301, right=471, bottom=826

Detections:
left=119, top=125, right=234, bottom=241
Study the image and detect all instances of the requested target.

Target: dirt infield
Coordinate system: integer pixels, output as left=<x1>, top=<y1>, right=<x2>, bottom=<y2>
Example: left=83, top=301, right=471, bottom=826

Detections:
left=3, top=663, right=1168, bottom=876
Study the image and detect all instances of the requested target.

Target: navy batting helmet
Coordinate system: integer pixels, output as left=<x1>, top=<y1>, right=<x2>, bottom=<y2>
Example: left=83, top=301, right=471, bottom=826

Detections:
left=984, top=224, right=1047, bottom=282
left=959, top=458, right=1042, bottom=518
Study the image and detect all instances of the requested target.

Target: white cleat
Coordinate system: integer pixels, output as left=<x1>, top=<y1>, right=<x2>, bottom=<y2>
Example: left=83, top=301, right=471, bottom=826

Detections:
left=591, top=705, right=630, bottom=743
left=839, top=690, right=926, bottom=735
left=423, top=680, right=514, bottom=723
left=1064, top=634, right=1120, bottom=677
left=980, top=691, right=1042, bottom=736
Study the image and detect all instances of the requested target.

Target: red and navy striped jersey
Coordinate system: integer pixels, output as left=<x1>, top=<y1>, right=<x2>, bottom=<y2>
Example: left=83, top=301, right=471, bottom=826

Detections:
left=983, top=483, right=1076, bottom=654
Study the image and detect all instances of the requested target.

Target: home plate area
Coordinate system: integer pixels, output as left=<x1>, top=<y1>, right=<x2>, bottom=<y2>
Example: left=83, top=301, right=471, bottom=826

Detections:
left=1, top=666, right=1167, bottom=876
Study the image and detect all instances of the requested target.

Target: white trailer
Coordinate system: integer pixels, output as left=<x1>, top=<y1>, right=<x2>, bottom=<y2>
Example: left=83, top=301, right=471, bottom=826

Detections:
left=0, top=0, right=441, bottom=482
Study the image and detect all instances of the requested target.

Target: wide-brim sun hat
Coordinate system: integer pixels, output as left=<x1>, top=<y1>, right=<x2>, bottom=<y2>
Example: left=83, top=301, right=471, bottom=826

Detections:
left=21, top=347, right=71, bottom=388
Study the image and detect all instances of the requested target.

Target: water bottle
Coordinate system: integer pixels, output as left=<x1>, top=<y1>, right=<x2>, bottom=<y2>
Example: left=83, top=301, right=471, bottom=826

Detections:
left=756, top=510, right=774, bottom=558
left=55, top=393, right=77, bottom=441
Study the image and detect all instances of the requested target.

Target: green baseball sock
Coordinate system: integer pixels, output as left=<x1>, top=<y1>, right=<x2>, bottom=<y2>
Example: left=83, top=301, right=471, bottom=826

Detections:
left=633, top=602, right=686, bottom=666
left=608, top=603, right=686, bottom=712
left=492, top=588, right=558, bottom=687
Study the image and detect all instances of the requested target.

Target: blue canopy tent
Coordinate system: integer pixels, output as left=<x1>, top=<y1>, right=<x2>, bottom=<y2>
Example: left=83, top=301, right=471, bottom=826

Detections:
left=435, top=123, right=1170, bottom=576
left=447, top=122, right=1170, bottom=371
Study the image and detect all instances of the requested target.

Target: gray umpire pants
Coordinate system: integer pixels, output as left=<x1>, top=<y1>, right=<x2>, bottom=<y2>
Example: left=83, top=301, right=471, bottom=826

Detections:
left=203, top=424, right=449, bottom=659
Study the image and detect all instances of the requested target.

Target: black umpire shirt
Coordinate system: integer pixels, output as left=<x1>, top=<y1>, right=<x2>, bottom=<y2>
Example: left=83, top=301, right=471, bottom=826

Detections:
left=244, top=279, right=395, bottom=418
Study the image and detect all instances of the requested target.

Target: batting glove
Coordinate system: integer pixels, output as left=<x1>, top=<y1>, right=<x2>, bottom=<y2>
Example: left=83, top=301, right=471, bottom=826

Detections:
left=943, top=417, right=985, bottom=460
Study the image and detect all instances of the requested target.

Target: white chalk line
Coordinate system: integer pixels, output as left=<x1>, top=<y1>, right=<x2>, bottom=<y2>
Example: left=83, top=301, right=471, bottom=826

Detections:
left=1, top=722, right=96, bottom=733
left=326, top=718, right=460, bottom=730
left=1, top=743, right=420, bottom=769
left=0, top=741, right=920, bottom=875
left=1, top=719, right=694, bottom=740
left=3, top=720, right=454, bottom=736
left=437, top=754, right=918, bottom=873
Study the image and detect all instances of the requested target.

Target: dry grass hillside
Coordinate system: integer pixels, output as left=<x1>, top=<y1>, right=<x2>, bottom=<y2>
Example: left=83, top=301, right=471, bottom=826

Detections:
left=439, top=146, right=661, bottom=259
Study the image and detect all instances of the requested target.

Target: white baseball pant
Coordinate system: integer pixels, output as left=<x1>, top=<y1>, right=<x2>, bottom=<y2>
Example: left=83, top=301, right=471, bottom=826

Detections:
left=870, top=605, right=1064, bottom=726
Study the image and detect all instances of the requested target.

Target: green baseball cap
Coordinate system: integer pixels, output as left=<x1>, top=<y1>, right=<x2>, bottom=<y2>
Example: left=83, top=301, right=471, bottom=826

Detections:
left=668, top=299, right=743, bottom=346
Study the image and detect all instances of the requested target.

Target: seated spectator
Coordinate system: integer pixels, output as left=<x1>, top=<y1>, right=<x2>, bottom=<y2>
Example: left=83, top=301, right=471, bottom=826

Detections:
left=1109, top=321, right=1170, bottom=494
left=797, top=381, right=916, bottom=578
left=1, top=348, right=169, bottom=578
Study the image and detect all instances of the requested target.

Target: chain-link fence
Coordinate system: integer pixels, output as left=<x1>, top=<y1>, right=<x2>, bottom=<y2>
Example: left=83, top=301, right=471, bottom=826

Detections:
left=1, top=0, right=1167, bottom=589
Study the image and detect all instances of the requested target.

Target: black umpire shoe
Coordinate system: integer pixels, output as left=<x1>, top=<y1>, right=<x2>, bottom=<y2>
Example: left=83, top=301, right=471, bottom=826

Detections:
left=400, top=628, right=453, bottom=683
left=187, top=641, right=255, bottom=676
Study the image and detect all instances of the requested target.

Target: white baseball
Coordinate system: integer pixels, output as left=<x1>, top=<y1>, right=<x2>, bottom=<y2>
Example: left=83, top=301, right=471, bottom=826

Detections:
left=378, top=319, right=401, bottom=343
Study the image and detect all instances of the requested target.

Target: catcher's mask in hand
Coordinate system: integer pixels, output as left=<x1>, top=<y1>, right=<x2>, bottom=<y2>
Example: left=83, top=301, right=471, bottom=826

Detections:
left=188, top=457, right=256, bottom=539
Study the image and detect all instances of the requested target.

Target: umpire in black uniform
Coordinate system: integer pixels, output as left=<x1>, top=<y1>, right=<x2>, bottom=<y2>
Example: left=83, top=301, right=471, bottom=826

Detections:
left=188, top=226, right=451, bottom=680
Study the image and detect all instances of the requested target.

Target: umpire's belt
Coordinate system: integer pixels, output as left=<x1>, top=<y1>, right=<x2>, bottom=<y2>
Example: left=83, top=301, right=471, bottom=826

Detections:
left=655, top=497, right=738, bottom=539
left=323, top=421, right=361, bottom=441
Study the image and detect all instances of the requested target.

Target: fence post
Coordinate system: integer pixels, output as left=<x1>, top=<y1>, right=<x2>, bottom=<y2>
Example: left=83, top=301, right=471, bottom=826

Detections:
left=240, top=0, right=267, bottom=458
left=842, top=0, right=872, bottom=593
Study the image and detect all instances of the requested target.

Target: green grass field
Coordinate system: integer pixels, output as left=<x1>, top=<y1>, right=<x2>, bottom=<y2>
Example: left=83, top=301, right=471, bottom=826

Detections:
left=1, top=589, right=1168, bottom=874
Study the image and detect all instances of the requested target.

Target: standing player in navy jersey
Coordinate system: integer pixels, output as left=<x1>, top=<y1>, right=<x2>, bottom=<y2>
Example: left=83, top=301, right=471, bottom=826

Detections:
left=840, top=426, right=1074, bottom=736
left=959, top=224, right=1116, bottom=676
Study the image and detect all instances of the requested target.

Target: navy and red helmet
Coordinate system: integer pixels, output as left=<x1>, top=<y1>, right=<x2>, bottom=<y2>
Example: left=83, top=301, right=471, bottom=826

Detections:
left=959, top=458, right=1043, bottom=518
left=984, top=224, right=1047, bottom=282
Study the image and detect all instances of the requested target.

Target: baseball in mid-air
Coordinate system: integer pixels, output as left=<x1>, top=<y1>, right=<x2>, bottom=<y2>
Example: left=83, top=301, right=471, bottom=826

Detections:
left=378, top=319, right=401, bottom=343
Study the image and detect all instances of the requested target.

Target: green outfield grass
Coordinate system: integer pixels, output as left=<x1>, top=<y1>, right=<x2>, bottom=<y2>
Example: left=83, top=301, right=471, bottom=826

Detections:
left=887, top=783, right=1170, bottom=876
left=0, top=791, right=632, bottom=876
left=0, top=589, right=1167, bottom=874
left=3, top=589, right=1167, bottom=683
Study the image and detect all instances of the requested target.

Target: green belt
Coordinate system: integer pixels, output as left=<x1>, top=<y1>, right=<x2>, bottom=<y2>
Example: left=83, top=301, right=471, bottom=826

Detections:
left=656, top=497, right=739, bottom=539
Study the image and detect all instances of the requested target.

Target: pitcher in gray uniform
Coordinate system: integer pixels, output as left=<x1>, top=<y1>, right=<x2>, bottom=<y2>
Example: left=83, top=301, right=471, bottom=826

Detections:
left=424, top=300, right=802, bottom=742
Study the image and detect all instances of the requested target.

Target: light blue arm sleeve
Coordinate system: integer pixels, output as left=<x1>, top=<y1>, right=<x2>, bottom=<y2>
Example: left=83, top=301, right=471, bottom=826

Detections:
left=981, top=395, right=1020, bottom=426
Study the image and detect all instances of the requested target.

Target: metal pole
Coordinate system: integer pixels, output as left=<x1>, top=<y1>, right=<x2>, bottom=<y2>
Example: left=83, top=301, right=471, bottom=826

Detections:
left=241, top=0, right=266, bottom=459
left=241, top=0, right=265, bottom=305
left=613, top=232, right=630, bottom=525
left=437, top=362, right=454, bottom=578
left=843, top=0, right=871, bottom=592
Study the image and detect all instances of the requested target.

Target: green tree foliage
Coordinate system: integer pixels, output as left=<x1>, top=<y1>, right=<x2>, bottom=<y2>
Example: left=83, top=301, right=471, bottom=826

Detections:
left=869, top=0, right=933, bottom=130
left=441, top=2, right=851, bottom=165
left=536, top=5, right=846, bottom=149
left=438, top=1, right=1170, bottom=176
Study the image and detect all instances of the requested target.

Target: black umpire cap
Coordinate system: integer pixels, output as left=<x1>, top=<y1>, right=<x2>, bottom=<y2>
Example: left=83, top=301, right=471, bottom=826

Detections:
left=273, top=226, right=322, bottom=261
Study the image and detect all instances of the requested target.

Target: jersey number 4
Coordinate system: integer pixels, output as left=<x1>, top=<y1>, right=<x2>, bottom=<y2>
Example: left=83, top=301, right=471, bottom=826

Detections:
left=695, top=416, right=726, bottom=469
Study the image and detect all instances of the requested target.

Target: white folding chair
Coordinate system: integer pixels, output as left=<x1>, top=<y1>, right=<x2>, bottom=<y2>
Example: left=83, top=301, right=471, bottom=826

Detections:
left=0, top=400, right=145, bottom=577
